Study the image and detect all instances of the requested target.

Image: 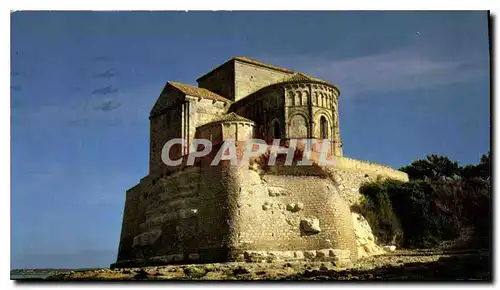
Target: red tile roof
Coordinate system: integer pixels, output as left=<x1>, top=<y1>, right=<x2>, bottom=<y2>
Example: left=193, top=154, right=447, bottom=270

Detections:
left=168, top=81, right=232, bottom=103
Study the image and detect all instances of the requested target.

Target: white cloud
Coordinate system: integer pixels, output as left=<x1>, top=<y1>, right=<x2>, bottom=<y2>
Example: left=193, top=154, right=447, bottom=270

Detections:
left=266, top=47, right=488, bottom=98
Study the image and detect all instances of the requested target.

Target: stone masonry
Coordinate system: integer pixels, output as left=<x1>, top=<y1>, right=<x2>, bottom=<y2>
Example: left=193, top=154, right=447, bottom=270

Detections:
left=111, top=57, right=409, bottom=268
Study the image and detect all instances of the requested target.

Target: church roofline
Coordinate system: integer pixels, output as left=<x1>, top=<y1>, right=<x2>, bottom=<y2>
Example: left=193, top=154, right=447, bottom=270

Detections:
left=196, top=112, right=255, bottom=130
left=274, top=72, right=341, bottom=95
left=167, top=81, right=232, bottom=103
left=149, top=81, right=232, bottom=118
left=229, top=73, right=341, bottom=110
left=196, top=56, right=294, bottom=82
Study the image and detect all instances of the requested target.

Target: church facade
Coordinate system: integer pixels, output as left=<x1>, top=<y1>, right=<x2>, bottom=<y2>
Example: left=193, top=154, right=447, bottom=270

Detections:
left=149, top=57, right=342, bottom=174
left=112, top=57, right=408, bottom=268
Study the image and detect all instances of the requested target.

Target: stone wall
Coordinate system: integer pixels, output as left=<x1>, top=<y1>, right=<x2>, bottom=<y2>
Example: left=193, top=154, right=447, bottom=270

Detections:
left=283, top=83, right=342, bottom=155
left=187, top=97, right=228, bottom=151
left=196, top=121, right=255, bottom=145
left=197, top=61, right=235, bottom=100
left=228, top=81, right=342, bottom=156
left=149, top=95, right=229, bottom=175
left=114, top=166, right=240, bottom=267
left=234, top=61, right=291, bottom=102
left=149, top=89, right=185, bottom=173
left=334, top=157, right=409, bottom=181
left=116, top=182, right=146, bottom=263
left=325, top=157, right=409, bottom=206
left=114, top=163, right=366, bottom=267
left=196, top=59, right=292, bottom=102
left=195, top=123, right=224, bottom=145
left=229, top=86, right=285, bottom=141
left=230, top=166, right=358, bottom=263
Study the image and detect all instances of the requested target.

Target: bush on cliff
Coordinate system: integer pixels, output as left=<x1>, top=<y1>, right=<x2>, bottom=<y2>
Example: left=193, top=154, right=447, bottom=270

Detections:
left=357, top=152, right=491, bottom=249
left=354, top=179, right=403, bottom=246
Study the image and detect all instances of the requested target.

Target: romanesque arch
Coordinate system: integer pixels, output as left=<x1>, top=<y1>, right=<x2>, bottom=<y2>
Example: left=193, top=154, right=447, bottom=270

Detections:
left=288, top=91, right=295, bottom=106
left=320, top=116, right=329, bottom=139
left=302, top=91, right=309, bottom=106
left=295, top=91, right=302, bottom=106
left=313, top=111, right=332, bottom=140
left=270, top=118, right=281, bottom=139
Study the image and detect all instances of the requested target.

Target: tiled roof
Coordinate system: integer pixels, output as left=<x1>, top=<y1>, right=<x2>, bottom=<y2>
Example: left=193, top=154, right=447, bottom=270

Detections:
left=276, top=72, right=333, bottom=86
left=198, top=112, right=254, bottom=129
left=211, top=112, right=254, bottom=123
left=168, top=81, right=232, bottom=103
left=232, top=56, right=294, bottom=73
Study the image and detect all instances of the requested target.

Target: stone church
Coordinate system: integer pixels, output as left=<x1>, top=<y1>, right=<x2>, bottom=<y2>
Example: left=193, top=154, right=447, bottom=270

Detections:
left=112, top=57, right=408, bottom=268
left=149, top=56, right=342, bottom=174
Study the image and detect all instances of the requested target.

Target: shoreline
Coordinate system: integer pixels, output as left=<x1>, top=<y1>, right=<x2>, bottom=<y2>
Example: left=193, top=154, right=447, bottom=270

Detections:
left=12, top=248, right=490, bottom=281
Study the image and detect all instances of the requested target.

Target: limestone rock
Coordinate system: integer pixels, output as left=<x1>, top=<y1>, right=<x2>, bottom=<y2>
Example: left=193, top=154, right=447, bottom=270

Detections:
left=280, top=251, right=295, bottom=259
left=300, top=217, right=321, bottom=234
left=244, top=170, right=262, bottom=185
left=294, top=202, right=304, bottom=212
left=268, top=186, right=289, bottom=196
left=304, top=250, right=316, bottom=259
left=332, top=260, right=353, bottom=268
left=352, top=212, right=385, bottom=258
left=384, top=245, right=396, bottom=252
left=316, top=249, right=329, bottom=259
left=244, top=251, right=268, bottom=262
left=249, top=162, right=261, bottom=172
left=266, top=251, right=280, bottom=262
left=329, top=249, right=351, bottom=261
left=286, top=202, right=303, bottom=212
left=294, top=251, right=304, bottom=259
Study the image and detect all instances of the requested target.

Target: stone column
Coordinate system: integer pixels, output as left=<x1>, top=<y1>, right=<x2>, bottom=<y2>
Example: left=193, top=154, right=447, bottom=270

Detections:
left=308, top=84, right=314, bottom=139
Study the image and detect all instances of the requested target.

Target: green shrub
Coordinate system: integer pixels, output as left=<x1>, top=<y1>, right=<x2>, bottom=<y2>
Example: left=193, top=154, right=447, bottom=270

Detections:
left=356, top=152, right=491, bottom=249
left=357, top=180, right=404, bottom=246
left=358, top=176, right=490, bottom=249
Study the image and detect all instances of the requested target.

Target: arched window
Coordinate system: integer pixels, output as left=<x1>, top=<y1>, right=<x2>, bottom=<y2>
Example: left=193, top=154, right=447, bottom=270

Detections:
left=288, top=92, right=295, bottom=106
left=320, top=116, right=328, bottom=139
left=296, top=91, right=302, bottom=106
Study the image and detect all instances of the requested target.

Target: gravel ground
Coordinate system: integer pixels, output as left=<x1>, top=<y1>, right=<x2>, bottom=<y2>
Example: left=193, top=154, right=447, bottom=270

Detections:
left=43, top=248, right=491, bottom=281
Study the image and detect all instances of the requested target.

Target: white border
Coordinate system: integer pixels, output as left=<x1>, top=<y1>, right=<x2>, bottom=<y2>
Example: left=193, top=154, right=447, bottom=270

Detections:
left=3, top=2, right=497, bottom=290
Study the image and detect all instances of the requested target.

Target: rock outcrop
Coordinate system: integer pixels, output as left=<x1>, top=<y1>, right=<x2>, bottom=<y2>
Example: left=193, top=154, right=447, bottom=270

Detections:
left=300, top=217, right=322, bottom=234
left=351, top=212, right=385, bottom=259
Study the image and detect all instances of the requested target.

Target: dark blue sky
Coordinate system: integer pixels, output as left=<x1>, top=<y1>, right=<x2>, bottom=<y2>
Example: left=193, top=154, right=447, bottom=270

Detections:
left=11, top=11, right=490, bottom=269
